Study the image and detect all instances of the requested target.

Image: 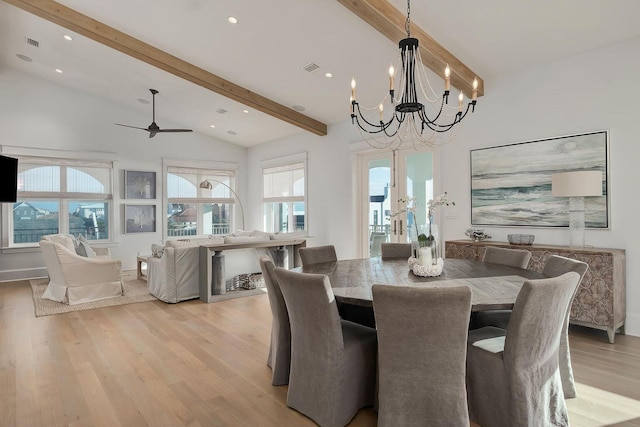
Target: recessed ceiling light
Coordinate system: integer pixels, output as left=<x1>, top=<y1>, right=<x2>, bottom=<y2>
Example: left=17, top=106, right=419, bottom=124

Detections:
left=292, top=105, right=306, bottom=112
left=16, top=54, right=32, bottom=62
left=210, top=124, right=216, bottom=128
left=63, top=34, right=73, bottom=41
left=243, top=109, right=249, bottom=114
left=228, top=16, right=238, bottom=24
left=227, top=130, right=237, bottom=135
left=137, top=98, right=150, bottom=105
left=325, top=72, right=333, bottom=78
left=55, top=68, right=63, bottom=74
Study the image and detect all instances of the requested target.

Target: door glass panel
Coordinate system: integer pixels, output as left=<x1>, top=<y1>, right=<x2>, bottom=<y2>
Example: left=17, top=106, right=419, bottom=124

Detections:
left=405, top=151, right=434, bottom=243
left=368, top=158, right=391, bottom=257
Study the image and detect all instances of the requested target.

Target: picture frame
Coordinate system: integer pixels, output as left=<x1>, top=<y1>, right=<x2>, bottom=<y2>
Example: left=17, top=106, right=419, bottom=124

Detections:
left=124, top=170, right=156, bottom=199
left=470, top=130, right=609, bottom=228
left=124, top=204, right=156, bottom=233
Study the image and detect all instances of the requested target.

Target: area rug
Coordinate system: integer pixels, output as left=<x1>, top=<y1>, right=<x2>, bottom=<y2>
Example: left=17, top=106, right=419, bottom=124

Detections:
left=30, top=278, right=157, bottom=317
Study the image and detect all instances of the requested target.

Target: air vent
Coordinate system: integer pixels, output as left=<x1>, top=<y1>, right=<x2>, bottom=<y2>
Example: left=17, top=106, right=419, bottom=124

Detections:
left=25, top=37, right=39, bottom=48
left=301, top=62, right=320, bottom=73
left=216, top=108, right=228, bottom=114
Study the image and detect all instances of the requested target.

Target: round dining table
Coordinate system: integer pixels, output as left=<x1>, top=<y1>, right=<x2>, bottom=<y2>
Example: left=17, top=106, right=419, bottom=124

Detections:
left=294, top=257, right=546, bottom=311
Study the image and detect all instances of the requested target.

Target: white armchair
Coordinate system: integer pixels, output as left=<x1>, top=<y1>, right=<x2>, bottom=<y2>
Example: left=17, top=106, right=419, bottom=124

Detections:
left=39, top=234, right=123, bottom=305
left=147, top=240, right=200, bottom=303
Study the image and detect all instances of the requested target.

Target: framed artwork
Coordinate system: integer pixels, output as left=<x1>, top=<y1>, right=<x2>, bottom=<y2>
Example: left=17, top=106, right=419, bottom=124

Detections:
left=125, top=170, right=156, bottom=199
left=124, top=204, right=156, bottom=233
left=470, top=130, right=609, bottom=228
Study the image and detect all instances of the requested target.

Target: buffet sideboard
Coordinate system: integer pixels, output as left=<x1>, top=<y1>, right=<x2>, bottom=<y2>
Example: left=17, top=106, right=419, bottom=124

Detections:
left=445, top=240, right=626, bottom=343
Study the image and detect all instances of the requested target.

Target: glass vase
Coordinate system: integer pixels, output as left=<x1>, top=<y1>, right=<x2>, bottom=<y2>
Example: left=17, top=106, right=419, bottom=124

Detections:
left=415, top=223, right=439, bottom=266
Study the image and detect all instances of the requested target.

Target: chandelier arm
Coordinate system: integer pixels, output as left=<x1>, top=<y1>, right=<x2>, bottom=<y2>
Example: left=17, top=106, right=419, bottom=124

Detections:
left=352, top=103, right=390, bottom=132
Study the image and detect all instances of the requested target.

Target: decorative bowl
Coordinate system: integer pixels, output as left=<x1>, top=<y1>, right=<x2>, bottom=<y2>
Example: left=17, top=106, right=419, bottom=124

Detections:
left=507, top=234, right=535, bottom=245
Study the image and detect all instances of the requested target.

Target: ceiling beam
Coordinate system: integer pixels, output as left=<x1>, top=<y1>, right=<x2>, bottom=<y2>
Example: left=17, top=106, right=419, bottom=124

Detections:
left=337, top=0, right=484, bottom=97
left=3, top=0, right=328, bottom=136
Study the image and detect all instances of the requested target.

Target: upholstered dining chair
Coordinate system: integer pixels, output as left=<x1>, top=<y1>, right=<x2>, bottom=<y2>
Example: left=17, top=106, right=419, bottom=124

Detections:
left=380, top=242, right=412, bottom=259
left=274, top=267, right=377, bottom=427
left=259, top=255, right=291, bottom=386
left=466, top=272, right=581, bottom=427
left=372, top=284, right=472, bottom=427
left=482, top=246, right=532, bottom=269
left=474, top=255, right=589, bottom=399
left=298, top=245, right=337, bottom=266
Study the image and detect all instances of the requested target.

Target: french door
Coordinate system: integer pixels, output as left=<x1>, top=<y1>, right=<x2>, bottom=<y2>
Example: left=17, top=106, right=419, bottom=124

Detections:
left=358, top=148, right=437, bottom=257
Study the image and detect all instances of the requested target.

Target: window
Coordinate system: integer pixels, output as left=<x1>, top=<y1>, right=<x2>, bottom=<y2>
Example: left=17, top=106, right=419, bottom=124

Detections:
left=8, top=156, right=113, bottom=246
left=263, top=160, right=306, bottom=233
left=167, top=166, right=239, bottom=237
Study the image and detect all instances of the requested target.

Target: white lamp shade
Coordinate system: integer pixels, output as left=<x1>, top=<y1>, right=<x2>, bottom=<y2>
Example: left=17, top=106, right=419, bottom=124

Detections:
left=551, top=171, right=603, bottom=197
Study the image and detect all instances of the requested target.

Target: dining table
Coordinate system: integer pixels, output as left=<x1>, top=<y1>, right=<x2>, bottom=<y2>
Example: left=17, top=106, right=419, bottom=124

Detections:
left=294, top=257, right=546, bottom=312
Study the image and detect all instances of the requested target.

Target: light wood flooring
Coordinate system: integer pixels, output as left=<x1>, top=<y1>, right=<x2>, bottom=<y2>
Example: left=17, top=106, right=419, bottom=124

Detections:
left=1, top=276, right=639, bottom=426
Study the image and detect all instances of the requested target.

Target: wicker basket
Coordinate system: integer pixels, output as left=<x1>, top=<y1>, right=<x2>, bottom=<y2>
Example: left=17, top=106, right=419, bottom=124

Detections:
left=232, top=273, right=265, bottom=290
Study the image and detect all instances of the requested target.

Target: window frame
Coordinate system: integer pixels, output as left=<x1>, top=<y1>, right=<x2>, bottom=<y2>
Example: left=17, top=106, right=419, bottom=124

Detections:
left=163, top=158, right=240, bottom=239
left=1, top=147, right=115, bottom=249
left=261, top=152, right=307, bottom=234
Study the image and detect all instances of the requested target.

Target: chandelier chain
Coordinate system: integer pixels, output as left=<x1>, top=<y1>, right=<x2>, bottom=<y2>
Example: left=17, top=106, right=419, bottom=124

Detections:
left=405, top=0, right=411, bottom=37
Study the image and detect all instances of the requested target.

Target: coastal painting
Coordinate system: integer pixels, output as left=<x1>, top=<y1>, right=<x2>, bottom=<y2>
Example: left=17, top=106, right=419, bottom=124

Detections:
left=470, top=131, right=609, bottom=228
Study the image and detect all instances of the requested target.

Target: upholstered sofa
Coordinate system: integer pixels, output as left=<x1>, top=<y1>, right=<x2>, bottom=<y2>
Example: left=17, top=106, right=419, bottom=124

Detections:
left=147, top=230, right=305, bottom=303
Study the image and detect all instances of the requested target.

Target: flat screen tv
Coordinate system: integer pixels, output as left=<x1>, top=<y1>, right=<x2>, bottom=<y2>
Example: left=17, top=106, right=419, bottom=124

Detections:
left=0, top=155, right=18, bottom=203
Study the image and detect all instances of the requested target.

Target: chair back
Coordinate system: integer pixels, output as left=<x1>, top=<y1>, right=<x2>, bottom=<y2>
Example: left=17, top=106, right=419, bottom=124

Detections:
left=380, top=243, right=412, bottom=259
left=373, top=284, right=472, bottom=426
left=482, top=246, right=531, bottom=269
left=298, top=245, right=337, bottom=266
left=542, top=255, right=588, bottom=280
left=504, top=272, right=580, bottom=372
left=259, top=255, right=291, bottom=385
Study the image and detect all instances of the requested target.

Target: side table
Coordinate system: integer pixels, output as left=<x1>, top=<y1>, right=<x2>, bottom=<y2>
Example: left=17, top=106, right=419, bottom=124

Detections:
left=137, top=255, right=152, bottom=282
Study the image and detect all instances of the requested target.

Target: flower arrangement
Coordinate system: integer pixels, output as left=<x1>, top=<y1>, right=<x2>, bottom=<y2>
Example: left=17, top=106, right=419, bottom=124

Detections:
left=423, top=192, right=455, bottom=243
left=387, top=193, right=455, bottom=246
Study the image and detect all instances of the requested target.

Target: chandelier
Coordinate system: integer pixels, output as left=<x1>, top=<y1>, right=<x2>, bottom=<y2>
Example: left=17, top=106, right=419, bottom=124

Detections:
left=350, top=0, right=478, bottom=149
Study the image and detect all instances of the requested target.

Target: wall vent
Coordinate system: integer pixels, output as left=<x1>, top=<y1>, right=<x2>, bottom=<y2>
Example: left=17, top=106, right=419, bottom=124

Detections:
left=301, top=62, right=320, bottom=73
left=216, top=108, right=227, bottom=114
left=25, top=37, right=39, bottom=48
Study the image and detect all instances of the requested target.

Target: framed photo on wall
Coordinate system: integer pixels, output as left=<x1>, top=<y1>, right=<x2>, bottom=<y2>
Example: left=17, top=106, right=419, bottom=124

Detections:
left=124, top=170, right=156, bottom=199
left=470, top=130, right=609, bottom=228
left=124, top=204, right=156, bottom=233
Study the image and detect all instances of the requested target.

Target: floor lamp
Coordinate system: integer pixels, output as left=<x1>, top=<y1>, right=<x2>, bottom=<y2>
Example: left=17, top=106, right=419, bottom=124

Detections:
left=199, top=179, right=245, bottom=231
left=551, top=171, right=602, bottom=248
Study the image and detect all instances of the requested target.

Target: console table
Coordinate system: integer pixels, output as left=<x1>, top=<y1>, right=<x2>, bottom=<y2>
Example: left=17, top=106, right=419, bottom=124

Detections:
left=199, top=239, right=306, bottom=303
left=445, top=240, right=626, bottom=343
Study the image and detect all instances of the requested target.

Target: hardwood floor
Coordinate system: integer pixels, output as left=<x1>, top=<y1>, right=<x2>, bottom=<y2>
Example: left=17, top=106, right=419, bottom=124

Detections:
left=2, top=277, right=639, bottom=426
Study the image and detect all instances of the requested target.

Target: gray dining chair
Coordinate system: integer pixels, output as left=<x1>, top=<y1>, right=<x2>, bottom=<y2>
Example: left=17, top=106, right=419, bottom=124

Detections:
left=466, top=272, right=581, bottom=427
left=373, top=284, right=472, bottom=427
left=380, top=242, right=412, bottom=259
left=259, top=255, right=291, bottom=386
left=474, top=255, right=588, bottom=399
left=274, top=267, right=377, bottom=427
left=298, top=245, right=337, bottom=266
left=482, top=246, right=532, bottom=269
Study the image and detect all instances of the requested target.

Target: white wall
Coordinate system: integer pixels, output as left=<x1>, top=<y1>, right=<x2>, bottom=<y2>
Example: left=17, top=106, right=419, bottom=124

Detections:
left=247, top=38, right=640, bottom=336
left=0, top=68, right=246, bottom=275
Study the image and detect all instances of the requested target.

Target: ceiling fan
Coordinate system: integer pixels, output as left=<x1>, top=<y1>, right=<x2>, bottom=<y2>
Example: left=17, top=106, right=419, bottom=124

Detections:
left=115, top=89, right=193, bottom=138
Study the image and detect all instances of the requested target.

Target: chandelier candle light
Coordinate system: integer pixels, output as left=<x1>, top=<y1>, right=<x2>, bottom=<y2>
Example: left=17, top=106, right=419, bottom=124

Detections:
left=350, top=0, right=478, bottom=149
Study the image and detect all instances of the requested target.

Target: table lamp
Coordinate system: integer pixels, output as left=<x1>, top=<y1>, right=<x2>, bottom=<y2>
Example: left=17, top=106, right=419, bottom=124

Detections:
left=551, top=171, right=602, bottom=248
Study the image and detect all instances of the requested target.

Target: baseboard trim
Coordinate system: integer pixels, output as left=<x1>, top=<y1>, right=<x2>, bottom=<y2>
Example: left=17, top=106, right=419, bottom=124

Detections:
left=0, top=267, right=48, bottom=282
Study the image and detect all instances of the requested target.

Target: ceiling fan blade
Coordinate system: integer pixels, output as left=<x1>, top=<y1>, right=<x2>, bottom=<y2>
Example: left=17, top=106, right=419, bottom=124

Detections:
left=157, top=129, right=193, bottom=133
left=115, top=123, right=150, bottom=131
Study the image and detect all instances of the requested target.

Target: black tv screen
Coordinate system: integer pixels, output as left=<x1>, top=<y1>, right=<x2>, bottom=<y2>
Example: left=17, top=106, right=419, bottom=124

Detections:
left=0, top=155, right=18, bottom=203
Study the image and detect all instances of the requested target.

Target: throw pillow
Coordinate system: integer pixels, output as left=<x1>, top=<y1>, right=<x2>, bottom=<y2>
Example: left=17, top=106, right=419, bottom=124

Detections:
left=152, top=243, right=165, bottom=258
left=77, top=234, right=96, bottom=258
left=233, top=229, right=252, bottom=237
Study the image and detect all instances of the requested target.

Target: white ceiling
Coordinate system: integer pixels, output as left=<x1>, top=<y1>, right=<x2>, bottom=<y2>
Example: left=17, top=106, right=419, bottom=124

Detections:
left=2, top=0, right=640, bottom=147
